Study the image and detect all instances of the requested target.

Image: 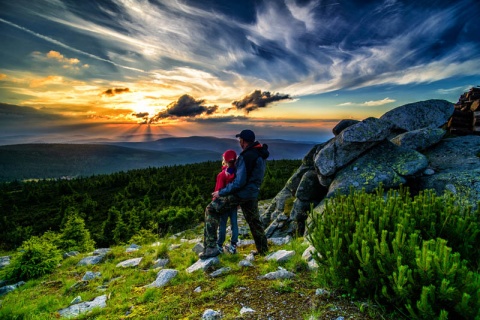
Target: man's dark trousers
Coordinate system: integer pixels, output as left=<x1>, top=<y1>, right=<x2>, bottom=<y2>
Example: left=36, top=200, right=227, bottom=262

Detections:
left=204, top=195, right=268, bottom=254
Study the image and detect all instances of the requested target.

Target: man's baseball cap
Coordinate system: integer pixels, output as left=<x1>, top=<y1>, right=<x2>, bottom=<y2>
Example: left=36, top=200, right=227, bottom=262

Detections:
left=235, top=129, right=255, bottom=142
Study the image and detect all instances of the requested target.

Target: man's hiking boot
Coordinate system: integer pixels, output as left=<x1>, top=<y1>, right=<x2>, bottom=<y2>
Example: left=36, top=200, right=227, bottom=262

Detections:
left=217, top=244, right=224, bottom=253
left=199, top=247, right=221, bottom=260
left=227, top=244, right=237, bottom=254
left=250, top=249, right=268, bottom=256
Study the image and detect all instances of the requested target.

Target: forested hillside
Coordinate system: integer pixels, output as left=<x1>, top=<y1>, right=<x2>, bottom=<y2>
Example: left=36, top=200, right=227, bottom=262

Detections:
left=0, top=159, right=301, bottom=250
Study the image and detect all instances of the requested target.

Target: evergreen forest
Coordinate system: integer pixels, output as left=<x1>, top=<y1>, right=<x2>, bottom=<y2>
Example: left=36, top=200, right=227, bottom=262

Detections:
left=0, top=159, right=301, bottom=251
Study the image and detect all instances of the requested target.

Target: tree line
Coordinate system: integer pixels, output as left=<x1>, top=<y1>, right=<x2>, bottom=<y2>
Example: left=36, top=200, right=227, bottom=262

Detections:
left=0, top=159, right=301, bottom=250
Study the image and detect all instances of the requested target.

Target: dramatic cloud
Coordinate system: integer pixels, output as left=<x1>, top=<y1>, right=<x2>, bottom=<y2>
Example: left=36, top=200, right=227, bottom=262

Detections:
left=149, top=94, right=219, bottom=122
left=232, top=90, right=291, bottom=114
left=101, top=88, right=131, bottom=97
left=0, top=73, right=6, bottom=80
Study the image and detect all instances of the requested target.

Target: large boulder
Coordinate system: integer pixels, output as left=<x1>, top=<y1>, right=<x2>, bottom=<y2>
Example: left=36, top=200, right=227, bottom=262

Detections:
left=327, top=141, right=428, bottom=197
left=315, top=117, right=395, bottom=176
left=380, top=99, right=454, bottom=131
left=390, top=128, right=446, bottom=151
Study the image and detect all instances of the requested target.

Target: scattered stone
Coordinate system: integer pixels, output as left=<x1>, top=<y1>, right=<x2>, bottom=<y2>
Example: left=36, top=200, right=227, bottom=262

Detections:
left=62, top=251, right=79, bottom=259
left=0, top=281, right=25, bottom=296
left=0, top=256, right=10, bottom=269
left=210, top=267, right=231, bottom=278
left=126, top=244, right=141, bottom=252
left=423, top=168, right=435, bottom=175
left=145, top=269, right=178, bottom=288
left=240, top=306, right=255, bottom=315
left=152, top=258, right=169, bottom=269
left=301, top=245, right=316, bottom=262
left=77, top=255, right=104, bottom=266
left=186, top=257, right=219, bottom=273
left=116, top=257, right=142, bottom=268
left=236, top=239, right=255, bottom=247
left=93, top=248, right=110, bottom=256
left=245, top=253, right=255, bottom=262
left=268, top=236, right=292, bottom=246
left=170, top=244, right=181, bottom=250
left=70, top=296, right=82, bottom=305
left=192, top=243, right=204, bottom=255
left=58, top=294, right=107, bottom=318
left=239, top=260, right=254, bottom=267
left=307, top=259, right=319, bottom=270
left=315, top=288, right=330, bottom=296
left=82, top=271, right=101, bottom=281
left=202, top=309, right=222, bottom=319
left=194, top=286, right=202, bottom=293
left=259, top=267, right=295, bottom=280
left=265, top=250, right=295, bottom=263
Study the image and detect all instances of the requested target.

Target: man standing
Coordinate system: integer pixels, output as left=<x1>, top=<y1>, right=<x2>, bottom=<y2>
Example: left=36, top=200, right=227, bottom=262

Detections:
left=200, top=129, right=269, bottom=259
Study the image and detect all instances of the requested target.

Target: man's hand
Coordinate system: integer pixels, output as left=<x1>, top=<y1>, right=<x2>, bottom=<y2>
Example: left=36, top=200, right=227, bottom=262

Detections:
left=212, top=191, right=220, bottom=199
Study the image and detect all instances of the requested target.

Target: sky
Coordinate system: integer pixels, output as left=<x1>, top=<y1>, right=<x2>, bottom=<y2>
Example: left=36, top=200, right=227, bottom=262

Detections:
left=0, top=0, right=479, bottom=145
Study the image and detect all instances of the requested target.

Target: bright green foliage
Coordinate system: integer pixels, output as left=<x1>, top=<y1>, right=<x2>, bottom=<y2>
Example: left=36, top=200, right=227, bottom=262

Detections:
left=0, top=159, right=300, bottom=249
left=2, top=235, right=62, bottom=281
left=307, top=186, right=480, bottom=319
left=59, top=214, right=95, bottom=252
left=155, top=207, right=199, bottom=235
left=130, top=228, right=158, bottom=245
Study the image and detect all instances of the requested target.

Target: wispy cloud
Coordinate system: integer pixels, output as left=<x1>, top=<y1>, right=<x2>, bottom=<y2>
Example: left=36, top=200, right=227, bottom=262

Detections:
left=337, top=98, right=395, bottom=107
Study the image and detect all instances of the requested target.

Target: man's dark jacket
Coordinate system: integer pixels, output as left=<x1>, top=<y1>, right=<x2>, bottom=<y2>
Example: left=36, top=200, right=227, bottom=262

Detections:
left=218, top=141, right=269, bottom=199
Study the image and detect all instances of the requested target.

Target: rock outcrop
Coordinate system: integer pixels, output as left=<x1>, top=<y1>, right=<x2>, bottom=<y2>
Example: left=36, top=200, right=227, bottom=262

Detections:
left=262, top=96, right=480, bottom=237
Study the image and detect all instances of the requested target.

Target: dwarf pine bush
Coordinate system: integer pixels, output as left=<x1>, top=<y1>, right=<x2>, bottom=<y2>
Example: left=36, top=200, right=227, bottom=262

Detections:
left=59, top=214, right=95, bottom=252
left=2, top=235, right=62, bottom=281
left=307, top=186, right=480, bottom=319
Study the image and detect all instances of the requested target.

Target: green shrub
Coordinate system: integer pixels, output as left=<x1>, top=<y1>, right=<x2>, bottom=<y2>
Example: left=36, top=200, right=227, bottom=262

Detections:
left=59, top=214, right=95, bottom=252
left=155, top=207, right=199, bottom=235
left=307, top=186, right=480, bottom=319
left=130, top=228, right=158, bottom=245
left=2, top=235, right=62, bottom=281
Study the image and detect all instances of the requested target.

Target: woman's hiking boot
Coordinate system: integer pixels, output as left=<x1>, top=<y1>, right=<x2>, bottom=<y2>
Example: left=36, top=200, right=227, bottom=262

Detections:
left=227, top=244, right=237, bottom=254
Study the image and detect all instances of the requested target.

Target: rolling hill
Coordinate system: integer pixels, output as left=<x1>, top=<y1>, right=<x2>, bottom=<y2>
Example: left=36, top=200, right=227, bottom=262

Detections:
left=0, top=136, right=318, bottom=182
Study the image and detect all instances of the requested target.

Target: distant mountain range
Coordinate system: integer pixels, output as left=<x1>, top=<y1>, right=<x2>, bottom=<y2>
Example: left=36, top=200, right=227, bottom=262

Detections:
left=0, top=136, right=319, bottom=182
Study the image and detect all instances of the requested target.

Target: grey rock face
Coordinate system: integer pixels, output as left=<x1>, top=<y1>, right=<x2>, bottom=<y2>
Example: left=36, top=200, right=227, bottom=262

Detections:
left=285, top=164, right=313, bottom=193
left=416, top=135, right=480, bottom=209
left=295, top=170, right=326, bottom=202
left=315, top=117, right=395, bottom=176
left=380, top=99, right=454, bottom=131
left=327, top=141, right=428, bottom=197
left=332, top=119, right=360, bottom=136
left=391, top=128, right=446, bottom=151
